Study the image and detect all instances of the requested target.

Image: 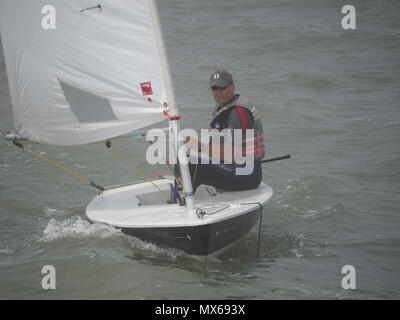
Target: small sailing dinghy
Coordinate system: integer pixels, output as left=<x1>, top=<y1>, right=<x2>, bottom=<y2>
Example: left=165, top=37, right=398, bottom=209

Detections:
left=1, top=0, right=281, bottom=258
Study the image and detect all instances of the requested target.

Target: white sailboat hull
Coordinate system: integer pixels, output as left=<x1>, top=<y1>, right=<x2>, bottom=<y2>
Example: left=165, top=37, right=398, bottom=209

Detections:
left=86, top=179, right=273, bottom=256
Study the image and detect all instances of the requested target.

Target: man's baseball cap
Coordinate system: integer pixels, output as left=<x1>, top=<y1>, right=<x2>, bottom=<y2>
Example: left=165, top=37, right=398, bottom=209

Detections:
left=209, top=70, right=234, bottom=89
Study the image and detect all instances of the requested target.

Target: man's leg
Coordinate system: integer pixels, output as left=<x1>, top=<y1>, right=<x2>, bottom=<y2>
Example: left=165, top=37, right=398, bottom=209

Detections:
left=189, top=161, right=262, bottom=192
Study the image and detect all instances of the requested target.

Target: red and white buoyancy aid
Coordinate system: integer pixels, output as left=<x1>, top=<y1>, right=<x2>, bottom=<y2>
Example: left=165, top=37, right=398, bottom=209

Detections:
left=210, top=95, right=265, bottom=160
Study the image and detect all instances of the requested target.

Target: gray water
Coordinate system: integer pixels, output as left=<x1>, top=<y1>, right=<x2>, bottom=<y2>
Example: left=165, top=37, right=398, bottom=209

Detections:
left=1, top=0, right=399, bottom=299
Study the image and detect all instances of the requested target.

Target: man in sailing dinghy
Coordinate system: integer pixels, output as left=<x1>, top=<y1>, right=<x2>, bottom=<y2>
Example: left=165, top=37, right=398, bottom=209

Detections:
left=179, top=70, right=265, bottom=196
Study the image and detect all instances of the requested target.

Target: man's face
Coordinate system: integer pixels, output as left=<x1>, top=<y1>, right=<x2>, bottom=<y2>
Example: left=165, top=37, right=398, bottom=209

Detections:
left=211, top=83, right=235, bottom=106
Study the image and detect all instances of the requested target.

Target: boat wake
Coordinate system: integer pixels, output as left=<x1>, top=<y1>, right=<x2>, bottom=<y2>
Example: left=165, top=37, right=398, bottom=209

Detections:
left=39, top=215, right=190, bottom=263
left=39, top=216, right=120, bottom=242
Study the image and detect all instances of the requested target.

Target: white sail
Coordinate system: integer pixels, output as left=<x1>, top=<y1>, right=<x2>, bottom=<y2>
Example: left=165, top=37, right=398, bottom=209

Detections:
left=0, top=0, right=177, bottom=145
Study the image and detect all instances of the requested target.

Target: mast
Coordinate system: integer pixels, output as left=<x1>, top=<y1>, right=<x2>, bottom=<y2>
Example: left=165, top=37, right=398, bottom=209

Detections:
left=148, top=0, right=195, bottom=213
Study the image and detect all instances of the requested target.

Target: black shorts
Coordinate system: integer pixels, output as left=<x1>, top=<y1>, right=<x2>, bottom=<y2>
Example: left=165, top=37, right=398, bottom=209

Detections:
left=188, top=160, right=262, bottom=192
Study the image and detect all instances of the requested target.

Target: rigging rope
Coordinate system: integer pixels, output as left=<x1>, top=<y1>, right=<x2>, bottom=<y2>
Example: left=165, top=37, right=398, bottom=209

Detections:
left=162, top=159, right=183, bottom=186
left=80, top=4, right=102, bottom=12
left=12, top=141, right=104, bottom=192
left=102, top=178, right=157, bottom=190
left=108, top=144, right=171, bottom=200
left=192, top=163, right=199, bottom=187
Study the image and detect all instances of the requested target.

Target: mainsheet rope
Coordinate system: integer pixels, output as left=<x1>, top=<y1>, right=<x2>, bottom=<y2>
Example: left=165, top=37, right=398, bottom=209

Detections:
left=108, top=144, right=171, bottom=200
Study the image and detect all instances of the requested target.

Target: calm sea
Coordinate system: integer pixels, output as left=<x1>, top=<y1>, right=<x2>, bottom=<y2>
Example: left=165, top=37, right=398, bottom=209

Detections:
left=0, top=0, right=399, bottom=299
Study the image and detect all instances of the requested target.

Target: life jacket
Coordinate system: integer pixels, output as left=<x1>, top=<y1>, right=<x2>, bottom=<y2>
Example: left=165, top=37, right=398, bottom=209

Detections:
left=209, top=95, right=265, bottom=160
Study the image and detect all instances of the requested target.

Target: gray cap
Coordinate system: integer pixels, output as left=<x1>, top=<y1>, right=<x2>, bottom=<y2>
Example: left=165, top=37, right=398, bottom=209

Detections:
left=209, top=70, right=234, bottom=89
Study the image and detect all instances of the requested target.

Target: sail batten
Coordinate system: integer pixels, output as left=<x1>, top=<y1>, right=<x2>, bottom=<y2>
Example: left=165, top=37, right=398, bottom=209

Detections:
left=0, top=0, right=174, bottom=146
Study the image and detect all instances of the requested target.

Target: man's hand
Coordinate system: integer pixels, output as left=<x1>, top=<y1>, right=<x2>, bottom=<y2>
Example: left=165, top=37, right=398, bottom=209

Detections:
left=183, top=132, right=242, bottom=163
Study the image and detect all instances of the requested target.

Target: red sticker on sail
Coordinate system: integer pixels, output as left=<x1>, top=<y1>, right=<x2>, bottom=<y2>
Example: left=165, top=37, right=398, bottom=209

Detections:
left=140, top=82, right=153, bottom=95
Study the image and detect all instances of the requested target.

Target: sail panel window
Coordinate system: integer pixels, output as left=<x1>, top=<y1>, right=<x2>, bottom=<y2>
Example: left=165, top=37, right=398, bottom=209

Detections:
left=59, top=80, right=117, bottom=123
